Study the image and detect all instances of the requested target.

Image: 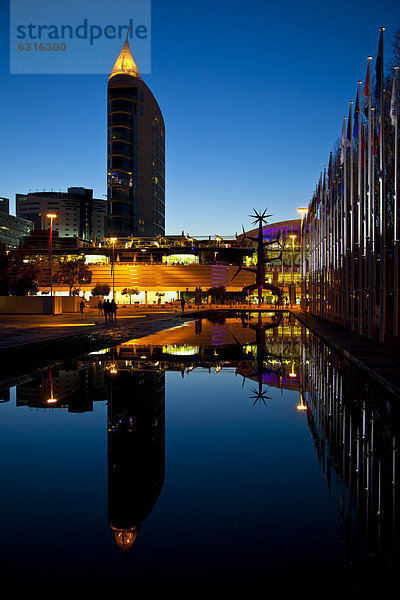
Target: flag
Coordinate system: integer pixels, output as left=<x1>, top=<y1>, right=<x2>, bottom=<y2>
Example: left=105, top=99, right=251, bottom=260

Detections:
left=375, top=29, right=384, bottom=104
left=340, top=118, right=346, bottom=164
left=361, top=125, right=365, bottom=169
left=354, top=85, right=361, bottom=138
left=327, top=154, right=332, bottom=213
left=328, top=152, right=332, bottom=185
left=364, top=59, right=371, bottom=116
left=391, top=74, right=398, bottom=126
left=317, top=175, right=321, bottom=208
left=372, top=111, right=379, bottom=156
left=347, top=106, right=352, bottom=151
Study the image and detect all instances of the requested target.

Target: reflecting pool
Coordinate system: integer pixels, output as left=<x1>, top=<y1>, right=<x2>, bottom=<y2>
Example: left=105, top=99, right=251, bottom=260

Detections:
left=0, top=312, right=398, bottom=596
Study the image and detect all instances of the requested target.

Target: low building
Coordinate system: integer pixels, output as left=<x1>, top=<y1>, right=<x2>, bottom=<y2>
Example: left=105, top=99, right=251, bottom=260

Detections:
left=20, top=229, right=92, bottom=250
left=14, top=221, right=307, bottom=305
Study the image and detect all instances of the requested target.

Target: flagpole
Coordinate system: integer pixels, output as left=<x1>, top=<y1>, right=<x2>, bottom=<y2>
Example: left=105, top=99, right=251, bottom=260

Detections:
left=330, top=200, right=333, bottom=320
left=371, top=107, right=377, bottom=338
left=343, top=116, right=348, bottom=329
left=365, top=57, right=373, bottom=338
left=335, top=174, right=340, bottom=319
left=356, top=83, right=363, bottom=334
left=348, top=101, right=355, bottom=330
left=363, top=122, right=368, bottom=334
left=393, top=66, right=399, bottom=337
left=377, top=27, right=386, bottom=344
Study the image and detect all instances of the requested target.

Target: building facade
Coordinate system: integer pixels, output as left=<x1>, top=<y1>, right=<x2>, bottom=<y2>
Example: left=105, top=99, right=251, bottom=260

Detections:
left=107, top=35, right=165, bottom=238
left=16, top=187, right=107, bottom=242
left=0, top=212, right=33, bottom=248
left=0, top=196, right=33, bottom=248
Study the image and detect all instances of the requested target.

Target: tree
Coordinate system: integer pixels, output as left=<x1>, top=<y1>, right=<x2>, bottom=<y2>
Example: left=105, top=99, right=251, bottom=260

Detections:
left=53, top=259, right=92, bottom=296
left=206, top=286, right=226, bottom=304
left=91, top=283, right=111, bottom=296
left=390, top=24, right=400, bottom=69
left=6, top=251, right=39, bottom=296
left=122, top=287, right=139, bottom=304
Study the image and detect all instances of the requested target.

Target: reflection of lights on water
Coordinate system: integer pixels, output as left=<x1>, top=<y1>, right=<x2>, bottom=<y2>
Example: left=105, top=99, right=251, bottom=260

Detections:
left=162, top=345, right=199, bottom=356
left=244, top=345, right=256, bottom=355
left=297, top=391, right=307, bottom=411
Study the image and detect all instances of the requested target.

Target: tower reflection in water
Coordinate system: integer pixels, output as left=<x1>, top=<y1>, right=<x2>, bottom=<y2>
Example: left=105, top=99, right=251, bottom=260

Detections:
left=10, top=312, right=400, bottom=580
left=15, top=356, right=166, bottom=558
left=107, top=367, right=165, bottom=554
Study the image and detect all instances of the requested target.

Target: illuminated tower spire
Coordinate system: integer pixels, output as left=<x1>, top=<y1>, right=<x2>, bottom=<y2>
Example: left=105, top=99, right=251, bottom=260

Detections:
left=109, top=29, right=141, bottom=80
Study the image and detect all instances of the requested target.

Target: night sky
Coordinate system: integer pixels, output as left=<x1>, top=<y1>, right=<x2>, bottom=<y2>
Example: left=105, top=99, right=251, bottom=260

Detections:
left=1, top=0, right=399, bottom=235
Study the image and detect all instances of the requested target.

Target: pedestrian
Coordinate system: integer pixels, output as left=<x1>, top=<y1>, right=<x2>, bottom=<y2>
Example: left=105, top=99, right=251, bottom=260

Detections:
left=110, top=299, right=118, bottom=321
left=180, top=297, right=185, bottom=312
left=80, top=300, right=85, bottom=313
left=103, top=299, right=110, bottom=321
left=97, top=299, right=103, bottom=315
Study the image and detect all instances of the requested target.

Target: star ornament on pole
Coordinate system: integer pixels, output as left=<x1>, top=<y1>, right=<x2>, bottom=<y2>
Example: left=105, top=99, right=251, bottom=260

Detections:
left=249, top=387, right=272, bottom=407
left=249, top=208, right=271, bottom=226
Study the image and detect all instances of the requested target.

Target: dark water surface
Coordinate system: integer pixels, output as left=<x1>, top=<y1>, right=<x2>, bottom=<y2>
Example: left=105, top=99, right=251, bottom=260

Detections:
left=0, top=312, right=398, bottom=597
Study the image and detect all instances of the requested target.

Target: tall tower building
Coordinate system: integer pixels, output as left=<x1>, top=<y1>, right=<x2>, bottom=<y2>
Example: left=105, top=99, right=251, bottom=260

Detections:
left=107, top=35, right=165, bottom=237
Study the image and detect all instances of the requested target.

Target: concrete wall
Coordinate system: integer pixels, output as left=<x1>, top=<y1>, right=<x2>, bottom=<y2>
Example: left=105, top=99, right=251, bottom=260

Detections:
left=0, top=296, right=62, bottom=314
left=61, top=296, right=81, bottom=312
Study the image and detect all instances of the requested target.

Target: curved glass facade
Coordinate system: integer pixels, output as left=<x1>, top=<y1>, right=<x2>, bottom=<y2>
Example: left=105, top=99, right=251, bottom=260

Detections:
left=107, top=44, right=165, bottom=238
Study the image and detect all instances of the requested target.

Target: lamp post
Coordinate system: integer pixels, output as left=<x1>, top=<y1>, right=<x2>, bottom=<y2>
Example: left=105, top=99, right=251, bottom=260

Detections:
left=289, top=234, right=297, bottom=307
left=109, top=237, right=117, bottom=300
left=46, top=213, right=57, bottom=303
left=297, top=208, right=308, bottom=279
left=297, top=208, right=308, bottom=310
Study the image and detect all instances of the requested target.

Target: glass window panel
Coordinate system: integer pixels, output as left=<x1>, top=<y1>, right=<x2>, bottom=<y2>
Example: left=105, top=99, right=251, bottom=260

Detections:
left=109, top=127, right=131, bottom=141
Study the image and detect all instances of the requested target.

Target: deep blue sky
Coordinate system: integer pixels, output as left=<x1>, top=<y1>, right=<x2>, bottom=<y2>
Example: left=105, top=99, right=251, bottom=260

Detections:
left=1, top=0, right=399, bottom=235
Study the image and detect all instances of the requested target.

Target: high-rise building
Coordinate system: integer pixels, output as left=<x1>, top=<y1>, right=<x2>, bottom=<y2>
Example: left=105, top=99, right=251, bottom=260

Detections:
left=0, top=197, right=10, bottom=214
left=16, top=187, right=107, bottom=241
left=107, top=35, right=165, bottom=237
left=0, top=195, right=32, bottom=248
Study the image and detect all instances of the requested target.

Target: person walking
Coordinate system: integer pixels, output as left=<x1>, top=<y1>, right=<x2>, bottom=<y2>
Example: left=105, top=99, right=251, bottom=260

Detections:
left=110, top=299, right=118, bottom=321
left=97, top=299, right=103, bottom=315
left=103, top=299, right=110, bottom=321
left=80, top=300, right=85, bottom=314
left=180, top=297, right=185, bottom=312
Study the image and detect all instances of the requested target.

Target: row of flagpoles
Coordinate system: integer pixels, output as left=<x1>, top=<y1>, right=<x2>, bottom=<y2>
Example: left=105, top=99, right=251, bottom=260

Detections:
left=306, top=27, right=399, bottom=343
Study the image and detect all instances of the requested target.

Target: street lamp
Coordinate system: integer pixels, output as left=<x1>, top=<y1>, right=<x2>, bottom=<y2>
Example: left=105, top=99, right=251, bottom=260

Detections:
left=108, top=237, right=117, bottom=300
left=288, top=234, right=297, bottom=282
left=297, top=207, right=308, bottom=310
left=46, top=213, right=57, bottom=301
left=289, top=234, right=297, bottom=308
left=297, top=207, right=308, bottom=277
